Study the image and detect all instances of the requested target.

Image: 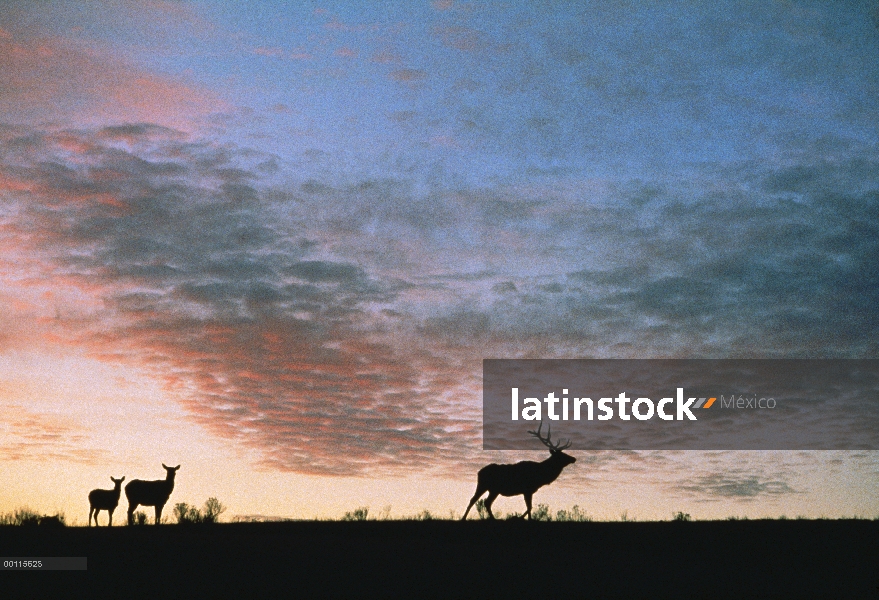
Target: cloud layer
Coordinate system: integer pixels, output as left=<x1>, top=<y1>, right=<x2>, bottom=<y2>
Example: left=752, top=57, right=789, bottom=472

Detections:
left=1, top=121, right=876, bottom=477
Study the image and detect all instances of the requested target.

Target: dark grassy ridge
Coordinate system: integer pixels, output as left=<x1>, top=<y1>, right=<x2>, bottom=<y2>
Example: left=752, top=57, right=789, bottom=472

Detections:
left=2, top=520, right=877, bottom=599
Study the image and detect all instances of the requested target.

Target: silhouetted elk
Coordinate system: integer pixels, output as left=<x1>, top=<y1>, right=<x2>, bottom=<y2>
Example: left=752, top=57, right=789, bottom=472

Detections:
left=462, top=422, right=576, bottom=520
left=88, top=475, right=125, bottom=526
left=125, top=464, right=179, bottom=525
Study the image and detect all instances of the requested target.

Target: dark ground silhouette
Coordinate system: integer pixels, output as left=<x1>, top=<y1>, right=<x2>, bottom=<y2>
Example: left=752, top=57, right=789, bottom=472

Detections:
left=2, top=520, right=877, bottom=598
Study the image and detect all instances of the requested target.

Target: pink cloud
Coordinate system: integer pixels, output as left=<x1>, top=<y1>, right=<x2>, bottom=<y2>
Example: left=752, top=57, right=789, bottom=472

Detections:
left=253, top=46, right=284, bottom=57
left=389, top=68, right=428, bottom=82
left=323, top=18, right=381, bottom=33
left=430, top=135, right=461, bottom=149
left=0, top=33, right=228, bottom=131
left=334, top=47, right=359, bottom=58
left=324, top=18, right=347, bottom=31
left=430, top=24, right=510, bottom=56
left=0, top=407, right=106, bottom=464
left=371, top=50, right=401, bottom=64
left=432, top=25, right=483, bottom=52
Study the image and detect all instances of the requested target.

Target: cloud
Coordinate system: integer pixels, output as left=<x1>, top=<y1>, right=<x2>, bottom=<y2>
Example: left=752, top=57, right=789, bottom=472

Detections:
left=253, top=46, right=284, bottom=57
left=372, top=50, right=401, bottom=64
left=431, top=24, right=512, bottom=58
left=1, top=121, right=876, bottom=477
left=334, top=47, right=358, bottom=59
left=389, top=68, right=427, bottom=82
left=677, top=473, right=799, bottom=501
left=0, top=28, right=227, bottom=130
left=0, top=406, right=105, bottom=464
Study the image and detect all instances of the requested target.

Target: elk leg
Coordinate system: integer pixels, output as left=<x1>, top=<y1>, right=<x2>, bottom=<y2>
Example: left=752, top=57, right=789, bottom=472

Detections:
left=108, top=508, right=114, bottom=527
left=484, top=491, right=499, bottom=519
left=154, top=505, right=162, bottom=524
left=128, top=504, right=137, bottom=525
left=89, top=507, right=94, bottom=527
left=523, top=493, right=533, bottom=520
left=462, top=485, right=487, bottom=520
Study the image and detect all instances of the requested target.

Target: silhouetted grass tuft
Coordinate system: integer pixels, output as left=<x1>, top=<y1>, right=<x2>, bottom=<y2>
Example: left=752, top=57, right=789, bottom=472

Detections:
left=0, top=507, right=66, bottom=526
left=342, top=507, right=369, bottom=521
left=531, top=503, right=551, bottom=521
left=555, top=505, right=592, bottom=522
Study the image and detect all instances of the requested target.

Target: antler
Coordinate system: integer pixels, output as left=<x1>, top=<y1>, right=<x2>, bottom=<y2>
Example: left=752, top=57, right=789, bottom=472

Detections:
left=527, top=421, right=572, bottom=452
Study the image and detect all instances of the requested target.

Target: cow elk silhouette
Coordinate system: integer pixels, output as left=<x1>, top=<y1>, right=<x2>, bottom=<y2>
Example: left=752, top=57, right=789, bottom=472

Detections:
left=462, top=422, right=576, bottom=520
left=125, top=464, right=180, bottom=525
left=88, top=476, right=125, bottom=526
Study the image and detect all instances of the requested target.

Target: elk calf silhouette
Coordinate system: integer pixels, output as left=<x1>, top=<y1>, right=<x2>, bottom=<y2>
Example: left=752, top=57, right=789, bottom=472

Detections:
left=125, top=464, right=179, bottom=525
left=462, top=422, right=576, bottom=520
left=88, top=476, right=125, bottom=526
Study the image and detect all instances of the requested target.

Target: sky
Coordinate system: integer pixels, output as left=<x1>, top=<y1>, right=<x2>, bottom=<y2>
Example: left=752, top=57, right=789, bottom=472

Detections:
left=1, top=0, right=877, bottom=523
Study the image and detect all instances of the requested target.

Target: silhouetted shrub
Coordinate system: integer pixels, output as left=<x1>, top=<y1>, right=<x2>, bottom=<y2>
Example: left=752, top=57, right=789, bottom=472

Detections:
left=673, top=511, right=692, bottom=522
left=474, top=499, right=489, bottom=520
left=202, top=497, right=227, bottom=524
left=555, top=505, right=592, bottom=522
left=174, top=502, right=203, bottom=524
left=532, top=504, right=551, bottom=521
left=38, top=514, right=66, bottom=528
left=171, top=499, right=227, bottom=525
left=415, top=509, right=434, bottom=521
left=342, top=507, right=369, bottom=521
left=0, top=508, right=65, bottom=526
left=132, top=511, right=149, bottom=526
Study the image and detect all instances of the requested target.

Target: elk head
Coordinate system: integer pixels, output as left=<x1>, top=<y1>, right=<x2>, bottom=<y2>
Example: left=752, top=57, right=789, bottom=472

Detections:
left=529, top=421, right=576, bottom=466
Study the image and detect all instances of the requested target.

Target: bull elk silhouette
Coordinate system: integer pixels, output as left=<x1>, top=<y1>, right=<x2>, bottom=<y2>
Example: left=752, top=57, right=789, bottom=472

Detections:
left=462, top=422, right=576, bottom=520
left=125, top=464, right=179, bottom=525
